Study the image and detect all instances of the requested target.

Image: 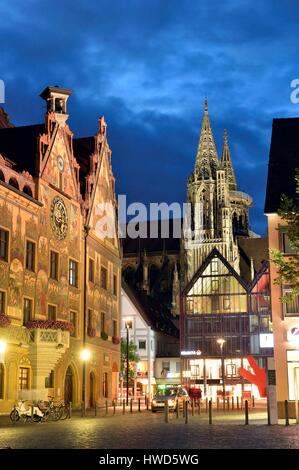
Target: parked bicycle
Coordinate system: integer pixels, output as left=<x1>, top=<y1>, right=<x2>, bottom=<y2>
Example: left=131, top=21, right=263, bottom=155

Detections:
left=10, top=400, right=44, bottom=423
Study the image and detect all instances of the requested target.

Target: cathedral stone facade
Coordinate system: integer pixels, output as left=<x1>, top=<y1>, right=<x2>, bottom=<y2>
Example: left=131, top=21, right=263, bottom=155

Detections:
left=0, top=87, right=121, bottom=413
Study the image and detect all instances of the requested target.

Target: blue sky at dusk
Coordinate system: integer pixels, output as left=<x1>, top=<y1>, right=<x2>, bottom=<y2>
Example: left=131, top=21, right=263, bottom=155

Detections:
left=1, top=0, right=299, bottom=235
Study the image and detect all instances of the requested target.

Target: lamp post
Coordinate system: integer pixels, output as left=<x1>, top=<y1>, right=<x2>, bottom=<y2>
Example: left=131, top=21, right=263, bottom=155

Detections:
left=217, top=338, right=226, bottom=400
left=125, top=321, right=130, bottom=406
left=0, top=340, right=6, bottom=363
left=81, top=348, right=90, bottom=415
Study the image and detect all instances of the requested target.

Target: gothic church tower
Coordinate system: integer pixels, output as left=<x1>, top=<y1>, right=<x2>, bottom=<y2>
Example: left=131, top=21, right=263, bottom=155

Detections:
left=183, top=100, right=252, bottom=282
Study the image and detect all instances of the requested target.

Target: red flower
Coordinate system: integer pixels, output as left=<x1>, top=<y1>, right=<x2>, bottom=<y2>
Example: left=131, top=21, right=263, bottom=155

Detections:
left=25, top=320, right=74, bottom=333
left=112, top=336, right=120, bottom=345
left=0, top=314, right=11, bottom=328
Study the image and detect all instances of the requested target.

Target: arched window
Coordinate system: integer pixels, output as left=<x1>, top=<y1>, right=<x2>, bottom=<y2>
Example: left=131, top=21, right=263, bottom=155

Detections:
left=23, top=185, right=33, bottom=197
left=0, top=170, right=5, bottom=182
left=0, top=364, right=4, bottom=399
left=9, top=177, right=19, bottom=190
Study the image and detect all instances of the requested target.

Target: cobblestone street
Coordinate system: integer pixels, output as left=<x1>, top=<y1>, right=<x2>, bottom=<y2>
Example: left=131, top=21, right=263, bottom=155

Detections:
left=0, top=407, right=299, bottom=449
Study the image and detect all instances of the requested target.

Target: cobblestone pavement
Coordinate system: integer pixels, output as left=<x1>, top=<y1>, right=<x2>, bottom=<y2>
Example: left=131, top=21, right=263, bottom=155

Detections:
left=0, top=408, right=299, bottom=449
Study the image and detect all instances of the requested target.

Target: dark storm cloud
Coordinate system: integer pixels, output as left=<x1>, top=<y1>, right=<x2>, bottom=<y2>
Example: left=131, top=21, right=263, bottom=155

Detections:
left=1, top=0, right=299, bottom=235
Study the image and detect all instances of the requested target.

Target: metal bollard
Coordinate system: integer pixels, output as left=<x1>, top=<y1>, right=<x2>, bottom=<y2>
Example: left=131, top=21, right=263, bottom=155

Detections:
left=241, top=397, right=243, bottom=410
left=217, top=397, right=219, bottom=412
left=113, top=399, right=116, bottom=415
left=31, top=405, right=34, bottom=420
left=122, top=400, right=125, bottom=415
left=69, top=402, right=72, bottom=419
left=164, top=400, right=169, bottom=423
left=223, top=397, right=225, bottom=412
left=192, top=399, right=195, bottom=416
left=105, top=400, right=108, bottom=416
left=176, top=402, right=179, bottom=419
left=185, top=400, right=188, bottom=424
left=206, top=397, right=208, bottom=414
left=138, top=398, right=141, bottom=412
left=145, top=395, right=147, bottom=406
left=130, top=398, right=133, bottom=413
left=237, top=396, right=239, bottom=410
left=252, top=395, right=255, bottom=408
left=198, top=399, right=201, bottom=415
left=231, top=397, right=234, bottom=411
left=285, top=400, right=289, bottom=426
left=94, top=402, right=97, bottom=416
left=245, top=400, right=249, bottom=425
left=209, top=400, right=212, bottom=425
left=146, top=397, right=149, bottom=411
left=227, top=397, right=230, bottom=411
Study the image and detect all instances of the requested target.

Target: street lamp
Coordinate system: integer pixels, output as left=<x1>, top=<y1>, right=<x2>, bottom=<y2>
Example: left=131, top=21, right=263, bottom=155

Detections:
left=125, top=320, right=132, bottom=406
left=217, top=338, right=226, bottom=400
left=81, top=348, right=91, bottom=415
left=0, top=340, right=6, bottom=364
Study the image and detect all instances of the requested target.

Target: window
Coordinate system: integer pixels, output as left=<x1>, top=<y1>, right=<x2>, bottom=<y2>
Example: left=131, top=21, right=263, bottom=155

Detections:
left=101, top=312, right=106, bottom=334
left=162, top=362, right=170, bottom=372
left=113, top=320, right=117, bottom=338
left=45, top=370, right=54, bottom=388
left=70, top=311, right=77, bottom=337
left=176, top=362, right=181, bottom=373
left=139, top=340, right=146, bottom=350
left=101, top=266, right=107, bottom=289
left=88, top=309, right=93, bottom=332
left=69, top=259, right=78, bottom=287
left=0, top=229, right=8, bottom=261
left=103, top=372, right=108, bottom=398
left=113, top=274, right=117, bottom=295
left=23, top=298, right=32, bottom=325
left=26, top=241, right=35, bottom=271
left=48, top=304, right=57, bottom=321
left=19, top=367, right=29, bottom=390
left=211, top=258, right=218, bottom=273
left=283, top=287, right=299, bottom=316
left=50, top=251, right=59, bottom=280
left=0, top=364, right=4, bottom=399
left=89, top=258, right=94, bottom=283
left=280, top=231, right=296, bottom=254
left=287, top=350, right=299, bottom=400
left=0, top=291, right=5, bottom=314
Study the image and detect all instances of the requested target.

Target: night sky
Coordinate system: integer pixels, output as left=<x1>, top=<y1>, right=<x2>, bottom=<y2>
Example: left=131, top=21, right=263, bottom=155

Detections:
left=1, top=0, right=299, bottom=236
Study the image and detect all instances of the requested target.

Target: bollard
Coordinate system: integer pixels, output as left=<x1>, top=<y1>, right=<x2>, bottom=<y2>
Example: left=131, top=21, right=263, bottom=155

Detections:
left=138, top=398, right=141, bottom=412
left=237, top=396, right=239, bottom=410
left=206, top=397, right=208, bottom=414
left=209, top=400, right=212, bottom=425
left=217, top=397, right=219, bottom=412
left=252, top=395, right=255, bottom=408
left=94, top=402, right=97, bottom=416
left=146, top=397, right=149, bottom=411
left=198, top=399, right=201, bottom=415
left=245, top=400, right=249, bottom=425
left=223, top=397, right=225, bottom=412
left=232, top=397, right=234, bottom=411
left=164, top=400, right=169, bottom=423
left=185, top=400, right=188, bottom=424
left=31, top=404, right=34, bottom=420
left=227, top=397, right=230, bottom=411
left=105, top=400, right=108, bottom=416
left=122, top=400, right=126, bottom=415
left=130, top=398, right=133, bottom=413
left=113, top=399, right=116, bottom=415
left=69, top=402, right=72, bottom=419
left=241, top=397, right=243, bottom=410
left=176, top=402, right=179, bottom=419
left=192, top=399, right=195, bottom=416
left=145, top=395, right=147, bottom=406
left=285, top=400, right=289, bottom=426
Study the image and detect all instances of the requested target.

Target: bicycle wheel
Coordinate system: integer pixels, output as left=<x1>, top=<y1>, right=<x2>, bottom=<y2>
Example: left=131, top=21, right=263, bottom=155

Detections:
left=59, top=405, right=69, bottom=420
left=10, top=409, right=20, bottom=422
left=50, top=408, right=61, bottom=421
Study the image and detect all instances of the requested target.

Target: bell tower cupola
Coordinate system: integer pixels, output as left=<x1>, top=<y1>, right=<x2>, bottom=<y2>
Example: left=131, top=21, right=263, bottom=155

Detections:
left=40, top=85, right=72, bottom=126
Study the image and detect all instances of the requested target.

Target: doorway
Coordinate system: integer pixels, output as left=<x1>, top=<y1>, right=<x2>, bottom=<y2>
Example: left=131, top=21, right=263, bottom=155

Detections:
left=64, top=365, right=74, bottom=404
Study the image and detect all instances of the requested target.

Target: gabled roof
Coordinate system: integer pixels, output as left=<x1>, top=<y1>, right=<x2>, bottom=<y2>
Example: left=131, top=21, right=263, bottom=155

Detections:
left=247, top=260, right=269, bottom=292
left=265, top=117, right=299, bottom=214
left=122, top=281, right=179, bottom=338
left=182, top=248, right=248, bottom=296
left=0, top=123, right=45, bottom=175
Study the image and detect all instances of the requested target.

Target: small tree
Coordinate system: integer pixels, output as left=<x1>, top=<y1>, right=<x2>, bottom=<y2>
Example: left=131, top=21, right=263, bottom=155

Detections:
left=271, top=168, right=299, bottom=301
left=120, top=338, right=140, bottom=382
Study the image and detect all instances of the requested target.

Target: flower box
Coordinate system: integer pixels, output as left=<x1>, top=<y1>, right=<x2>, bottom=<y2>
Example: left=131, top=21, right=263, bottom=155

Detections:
left=25, top=320, right=74, bottom=333
left=0, top=314, right=11, bottom=328
left=101, top=331, right=108, bottom=341
left=112, top=336, right=120, bottom=345
left=88, top=328, right=97, bottom=338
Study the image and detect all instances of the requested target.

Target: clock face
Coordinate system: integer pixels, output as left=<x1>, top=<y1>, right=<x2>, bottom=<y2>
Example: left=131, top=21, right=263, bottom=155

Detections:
left=57, top=156, right=64, bottom=172
left=50, top=196, right=68, bottom=240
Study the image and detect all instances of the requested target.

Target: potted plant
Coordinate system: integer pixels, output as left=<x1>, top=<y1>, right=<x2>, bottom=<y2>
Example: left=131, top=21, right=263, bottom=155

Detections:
left=0, top=314, right=11, bottom=328
left=101, top=331, right=108, bottom=341
left=112, top=336, right=120, bottom=345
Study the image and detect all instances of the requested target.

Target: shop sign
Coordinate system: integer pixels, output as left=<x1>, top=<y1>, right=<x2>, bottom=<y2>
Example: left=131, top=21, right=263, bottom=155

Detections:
left=259, top=333, right=274, bottom=348
left=181, top=350, right=202, bottom=356
left=287, top=327, right=299, bottom=343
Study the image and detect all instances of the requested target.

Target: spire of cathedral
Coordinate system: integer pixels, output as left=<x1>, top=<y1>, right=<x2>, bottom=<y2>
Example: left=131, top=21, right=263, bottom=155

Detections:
left=194, top=99, right=219, bottom=180
left=221, top=129, right=237, bottom=191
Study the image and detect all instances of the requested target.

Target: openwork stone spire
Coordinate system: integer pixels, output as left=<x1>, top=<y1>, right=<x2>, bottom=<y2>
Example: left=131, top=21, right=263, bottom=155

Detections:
left=221, top=129, right=237, bottom=191
left=194, top=99, right=219, bottom=180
